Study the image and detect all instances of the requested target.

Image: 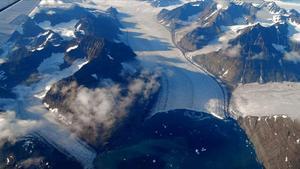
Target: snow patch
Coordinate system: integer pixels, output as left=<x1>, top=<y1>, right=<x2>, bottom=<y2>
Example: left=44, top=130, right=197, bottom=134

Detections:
left=38, top=20, right=79, bottom=40
left=77, top=60, right=89, bottom=69
left=66, top=44, right=79, bottom=52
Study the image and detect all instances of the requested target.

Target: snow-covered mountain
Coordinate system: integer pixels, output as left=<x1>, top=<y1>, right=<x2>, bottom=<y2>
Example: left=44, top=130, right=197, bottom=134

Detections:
left=141, top=0, right=182, bottom=7
left=0, top=2, right=159, bottom=168
left=158, top=0, right=300, bottom=85
left=1, top=0, right=300, bottom=169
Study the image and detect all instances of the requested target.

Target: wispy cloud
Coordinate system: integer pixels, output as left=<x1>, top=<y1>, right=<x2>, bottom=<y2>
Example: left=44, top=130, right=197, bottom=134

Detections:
left=48, top=71, right=161, bottom=143
left=223, top=44, right=242, bottom=58
left=0, top=111, right=39, bottom=147
left=284, top=50, right=300, bottom=63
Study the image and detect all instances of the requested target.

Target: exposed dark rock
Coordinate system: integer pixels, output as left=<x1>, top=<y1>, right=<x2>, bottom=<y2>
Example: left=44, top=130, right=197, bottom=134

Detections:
left=106, top=7, right=119, bottom=18
left=65, top=35, right=135, bottom=66
left=263, top=1, right=287, bottom=15
left=158, top=0, right=215, bottom=30
left=43, top=37, right=159, bottom=146
left=33, top=5, right=121, bottom=41
left=0, top=4, right=123, bottom=98
left=0, top=43, right=64, bottom=97
left=74, top=13, right=121, bottom=40
left=158, top=1, right=300, bottom=86
left=178, top=25, right=222, bottom=51
left=289, top=9, right=300, bottom=24
left=239, top=116, right=300, bottom=169
left=194, top=23, right=300, bottom=86
left=177, top=2, right=257, bottom=52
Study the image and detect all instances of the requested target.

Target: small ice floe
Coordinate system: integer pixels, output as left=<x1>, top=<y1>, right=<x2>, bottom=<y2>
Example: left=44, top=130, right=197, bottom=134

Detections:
left=47, top=10, right=56, bottom=15
left=91, top=74, right=98, bottom=80
left=107, top=54, right=114, bottom=60
left=0, top=71, right=7, bottom=80
left=195, top=147, right=207, bottom=155
left=23, top=140, right=34, bottom=154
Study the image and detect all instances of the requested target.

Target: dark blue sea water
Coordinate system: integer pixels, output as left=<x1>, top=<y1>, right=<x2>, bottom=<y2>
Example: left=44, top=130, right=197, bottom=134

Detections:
left=96, top=109, right=264, bottom=169
left=0, top=135, right=82, bottom=169
left=0, top=110, right=264, bottom=169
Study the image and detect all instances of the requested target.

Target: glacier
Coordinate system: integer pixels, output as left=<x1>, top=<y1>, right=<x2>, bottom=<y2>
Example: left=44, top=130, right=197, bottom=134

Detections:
left=86, top=0, right=227, bottom=119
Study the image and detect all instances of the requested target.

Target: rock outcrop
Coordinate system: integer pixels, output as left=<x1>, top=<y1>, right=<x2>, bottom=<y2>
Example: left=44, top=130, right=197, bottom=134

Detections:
left=239, top=116, right=300, bottom=169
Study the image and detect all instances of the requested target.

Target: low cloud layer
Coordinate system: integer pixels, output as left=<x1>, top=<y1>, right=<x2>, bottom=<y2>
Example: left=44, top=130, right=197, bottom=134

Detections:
left=39, top=0, right=65, bottom=7
left=224, top=44, right=242, bottom=58
left=51, top=71, right=161, bottom=143
left=0, top=111, right=38, bottom=147
left=284, top=51, right=300, bottom=63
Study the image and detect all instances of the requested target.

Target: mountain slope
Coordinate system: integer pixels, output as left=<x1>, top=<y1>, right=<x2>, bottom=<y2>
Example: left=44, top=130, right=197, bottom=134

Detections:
left=158, top=0, right=300, bottom=86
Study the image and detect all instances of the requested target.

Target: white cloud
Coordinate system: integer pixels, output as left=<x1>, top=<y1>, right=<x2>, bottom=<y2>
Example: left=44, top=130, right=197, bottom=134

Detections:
left=224, top=44, right=242, bottom=58
left=284, top=51, right=300, bottom=63
left=252, top=52, right=265, bottom=60
left=0, top=111, right=39, bottom=147
left=19, top=157, right=44, bottom=168
left=50, top=71, right=160, bottom=141
left=39, top=0, right=65, bottom=7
